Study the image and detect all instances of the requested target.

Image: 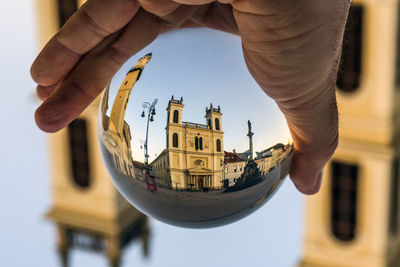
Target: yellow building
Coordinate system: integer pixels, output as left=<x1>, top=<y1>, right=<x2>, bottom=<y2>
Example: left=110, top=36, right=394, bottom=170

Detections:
left=150, top=97, right=224, bottom=190
left=101, top=54, right=152, bottom=177
left=34, top=1, right=149, bottom=267
left=300, top=1, right=400, bottom=267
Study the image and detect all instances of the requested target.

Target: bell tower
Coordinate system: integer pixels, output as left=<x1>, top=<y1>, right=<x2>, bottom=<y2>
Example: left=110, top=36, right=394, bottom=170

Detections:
left=34, top=1, right=150, bottom=267
left=205, top=104, right=224, bottom=188
left=166, top=95, right=184, bottom=148
left=166, top=95, right=183, bottom=125
left=205, top=103, right=222, bottom=131
left=165, top=96, right=184, bottom=186
left=300, top=1, right=400, bottom=266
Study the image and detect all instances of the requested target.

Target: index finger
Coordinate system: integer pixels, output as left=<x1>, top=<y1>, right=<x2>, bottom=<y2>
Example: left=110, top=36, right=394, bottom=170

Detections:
left=30, top=0, right=139, bottom=87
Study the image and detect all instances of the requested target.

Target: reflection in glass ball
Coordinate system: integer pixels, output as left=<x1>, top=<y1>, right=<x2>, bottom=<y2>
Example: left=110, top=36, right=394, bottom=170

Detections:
left=98, top=29, right=293, bottom=228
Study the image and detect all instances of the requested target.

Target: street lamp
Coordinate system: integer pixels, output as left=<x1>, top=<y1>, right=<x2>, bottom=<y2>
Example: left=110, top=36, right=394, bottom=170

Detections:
left=141, top=99, right=158, bottom=167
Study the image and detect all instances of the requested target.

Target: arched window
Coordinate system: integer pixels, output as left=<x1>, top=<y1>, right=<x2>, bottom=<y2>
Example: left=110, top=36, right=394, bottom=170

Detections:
left=336, top=5, right=364, bottom=92
left=331, top=161, right=358, bottom=242
left=208, top=119, right=212, bottom=129
left=173, top=133, right=178, bottom=148
left=68, top=119, right=90, bottom=188
left=195, top=137, right=199, bottom=150
left=173, top=110, right=179, bottom=123
left=199, top=137, right=203, bottom=150
left=215, top=118, right=220, bottom=130
left=216, top=139, right=221, bottom=152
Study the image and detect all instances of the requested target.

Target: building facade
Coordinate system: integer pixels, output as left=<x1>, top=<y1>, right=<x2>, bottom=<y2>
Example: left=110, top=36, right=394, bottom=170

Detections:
left=223, top=151, right=247, bottom=187
left=150, top=97, right=224, bottom=190
left=34, top=1, right=149, bottom=267
left=300, top=1, right=400, bottom=267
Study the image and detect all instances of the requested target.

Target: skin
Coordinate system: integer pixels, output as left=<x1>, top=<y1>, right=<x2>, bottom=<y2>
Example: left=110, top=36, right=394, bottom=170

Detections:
left=31, top=0, right=350, bottom=195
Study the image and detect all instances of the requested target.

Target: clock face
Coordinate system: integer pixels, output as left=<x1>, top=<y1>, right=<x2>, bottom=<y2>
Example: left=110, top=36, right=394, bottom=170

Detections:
left=97, top=29, right=293, bottom=228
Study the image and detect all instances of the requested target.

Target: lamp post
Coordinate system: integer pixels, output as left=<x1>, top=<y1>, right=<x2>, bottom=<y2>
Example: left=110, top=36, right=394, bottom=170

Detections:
left=141, top=99, right=158, bottom=167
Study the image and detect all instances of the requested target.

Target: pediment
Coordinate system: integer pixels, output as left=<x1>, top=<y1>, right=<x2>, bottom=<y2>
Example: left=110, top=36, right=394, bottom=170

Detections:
left=187, top=166, right=212, bottom=174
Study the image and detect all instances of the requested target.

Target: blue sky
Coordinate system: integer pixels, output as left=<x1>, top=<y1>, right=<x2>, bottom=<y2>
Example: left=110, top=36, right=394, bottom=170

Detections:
left=0, top=1, right=303, bottom=266
left=108, top=28, right=292, bottom=162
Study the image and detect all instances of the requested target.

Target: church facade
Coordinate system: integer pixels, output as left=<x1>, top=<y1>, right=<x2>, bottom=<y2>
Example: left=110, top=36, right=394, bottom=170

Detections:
left=150, top=96, right=224, bottom=190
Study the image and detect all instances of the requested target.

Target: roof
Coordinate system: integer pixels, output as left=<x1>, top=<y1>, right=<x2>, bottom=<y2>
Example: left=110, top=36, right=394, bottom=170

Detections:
left=257, top=143, right=285, bottom=155
left=224, top=151, right=246, bottom=163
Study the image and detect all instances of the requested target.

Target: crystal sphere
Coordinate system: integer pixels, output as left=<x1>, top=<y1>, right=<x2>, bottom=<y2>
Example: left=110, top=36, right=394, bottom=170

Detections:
left=98, top=29, right=293, bottom=228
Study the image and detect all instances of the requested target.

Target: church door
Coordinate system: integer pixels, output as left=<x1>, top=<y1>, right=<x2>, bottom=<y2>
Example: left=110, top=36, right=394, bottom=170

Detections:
left=198, top=176, right=203, bottom=189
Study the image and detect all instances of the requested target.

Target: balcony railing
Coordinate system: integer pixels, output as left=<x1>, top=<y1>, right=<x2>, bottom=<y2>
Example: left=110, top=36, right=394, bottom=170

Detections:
left=183, top=121, right=209, bottom=129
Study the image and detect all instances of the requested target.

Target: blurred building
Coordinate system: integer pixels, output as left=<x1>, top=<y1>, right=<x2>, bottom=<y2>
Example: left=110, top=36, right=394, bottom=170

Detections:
left=150, top=97, right=224, bottom=190
left=300, top=1, right=400, bottom=267
left=34, top=1, right=150, bottom=267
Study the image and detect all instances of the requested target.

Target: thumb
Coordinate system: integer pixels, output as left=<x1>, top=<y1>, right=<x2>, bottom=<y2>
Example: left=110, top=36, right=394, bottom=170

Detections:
left=284, top=93, right=339, bottom=195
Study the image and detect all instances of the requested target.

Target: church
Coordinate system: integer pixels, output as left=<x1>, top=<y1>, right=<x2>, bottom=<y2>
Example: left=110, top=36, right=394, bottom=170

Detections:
left=150, top=96, right=224, bottom=191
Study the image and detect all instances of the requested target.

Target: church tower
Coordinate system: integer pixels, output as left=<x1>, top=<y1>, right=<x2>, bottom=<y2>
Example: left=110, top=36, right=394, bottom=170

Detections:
left=166, top=96, right=183, bottom=124
left=205, top=103, right=222, bottom=131
left=34, top=1, right=150, bottom=267
left=165, top=96, right=184, bottom=186
left=205, top=104, right=224, bottom=187
left=109, top=53, right=152, bottom=134
left=300, top=1, right=400, bottom=266
left=166, top=95, right=184, bottom=149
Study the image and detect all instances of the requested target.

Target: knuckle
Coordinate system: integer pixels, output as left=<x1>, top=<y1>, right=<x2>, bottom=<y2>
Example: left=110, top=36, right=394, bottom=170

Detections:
left=108, top=45, right=132, bottom=66
left=71, top=80, right=96, bottom=100
left=81, top=8, right=111, bottom=38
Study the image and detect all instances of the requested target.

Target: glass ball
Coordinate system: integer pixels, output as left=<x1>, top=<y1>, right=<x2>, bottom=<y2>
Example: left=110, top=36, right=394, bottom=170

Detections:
left=98, top=29, right=293, bottom=228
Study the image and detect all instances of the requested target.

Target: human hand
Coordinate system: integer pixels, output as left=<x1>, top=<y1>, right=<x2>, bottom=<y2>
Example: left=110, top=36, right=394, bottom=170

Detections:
left=31, top=0, right=350, bottom=195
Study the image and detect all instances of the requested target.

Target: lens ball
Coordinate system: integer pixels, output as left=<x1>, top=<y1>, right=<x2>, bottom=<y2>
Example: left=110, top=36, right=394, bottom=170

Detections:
left=98, top=29, right=293, bottom=228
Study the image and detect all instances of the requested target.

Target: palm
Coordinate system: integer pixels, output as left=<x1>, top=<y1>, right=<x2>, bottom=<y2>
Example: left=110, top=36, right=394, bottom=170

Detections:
left=31, top=0, right=350, bottom=194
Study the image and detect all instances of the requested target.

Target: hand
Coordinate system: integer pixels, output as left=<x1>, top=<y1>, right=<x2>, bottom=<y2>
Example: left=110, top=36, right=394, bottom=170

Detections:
left=31, top=0, right=350, bottom=195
